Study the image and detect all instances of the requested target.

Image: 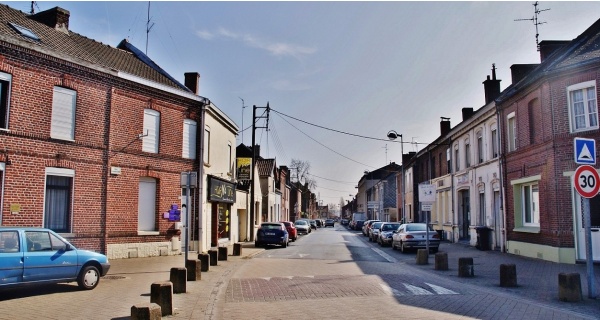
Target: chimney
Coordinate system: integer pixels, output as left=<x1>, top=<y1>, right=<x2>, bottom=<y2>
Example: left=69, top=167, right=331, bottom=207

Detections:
left=184, top=72, right=200, bottom=95
left=30, top=7, right=70, bottom=34
left=510, top=64, right=539, bottom=84
left=482, top=64, right=501, bottom=104
left=440, top=117, right=451, bottom=136
left=538, top=40, right=570, bottom=62
left=462, top=108, right=474, bottom=121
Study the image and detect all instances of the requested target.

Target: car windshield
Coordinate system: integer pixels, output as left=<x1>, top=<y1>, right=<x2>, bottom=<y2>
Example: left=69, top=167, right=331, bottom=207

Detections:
left=382, top=224, right=400, bottom=231
left=261, top=224, right=282, bottom=230
left=296, top=221, right=307, bottom=225
left=406, top=224, right=431, bottom=232
left=372, top=222, right=383, bottom=229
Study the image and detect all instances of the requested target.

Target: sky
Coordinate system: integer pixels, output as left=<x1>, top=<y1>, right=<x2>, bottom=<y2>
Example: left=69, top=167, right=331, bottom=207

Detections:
left=4, top=1, right=600, bottom=207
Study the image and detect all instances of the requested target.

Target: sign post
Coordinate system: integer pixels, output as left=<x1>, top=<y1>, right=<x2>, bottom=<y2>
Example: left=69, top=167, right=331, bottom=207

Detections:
left=573, top=164, right=598, bottom=299
left=418, top=183, right=436, bottom=253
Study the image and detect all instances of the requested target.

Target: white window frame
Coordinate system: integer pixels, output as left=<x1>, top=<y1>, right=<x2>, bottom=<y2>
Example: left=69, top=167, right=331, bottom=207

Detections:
left=465, top=140, right=471, bottom=168
left=142, top=109, right=160, bottom=153
left=491, top=127, right=498, bottom=158
left=43, top=167, right=75, bottom=234
left=507, top=112, right=516, bottom=152
left=138, top=177, right=158, bottom=234
left=182, top=119, right=197, bottom=159
left=568, top=80, right=598, bottom=133
left=511, top=175, right=541, bottom=232
left=204, top=127, right=210, bottom=165
left=50, top=87, right=76, bottom=141
left=0, top=72, right=12, bottom=130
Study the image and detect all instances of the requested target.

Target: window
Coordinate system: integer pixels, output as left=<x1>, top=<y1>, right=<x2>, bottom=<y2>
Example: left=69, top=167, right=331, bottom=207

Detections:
left=182, top=119, right=197, bottom=159
left=0, top=72, right=11, bottom=129
left=9, top=23, right=40, bottom=41
left=138, top=177, right=157, bottom=232
left=507, top=113, right=516, bottom=152
left=491, top=128, right=498, bottom=158
left=511, top=175, right=541, bottom=231
left=465, top=141, right=471, bottom=167
left=204, top=128, right=210, bottom=164
left=142, top=109, right=160, bottom=153
left=454, top=147, right=460, bottom=172
left=44, top=168, right=74, bottom=233
left=569, top=81, right=598, bottom=132
left=446, top=149, right=451, bottom=174
left=50, top=87, right=76, bottom=141
left=477, top=132, right=484, bottom=164
left=479, top=191, right=485, bottom=225
left=228, top=143, right=232, bottom=174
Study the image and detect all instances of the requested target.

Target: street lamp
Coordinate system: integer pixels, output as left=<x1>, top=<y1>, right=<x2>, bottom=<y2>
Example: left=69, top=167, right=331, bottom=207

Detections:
left=387, top=130, right=405, bottom=223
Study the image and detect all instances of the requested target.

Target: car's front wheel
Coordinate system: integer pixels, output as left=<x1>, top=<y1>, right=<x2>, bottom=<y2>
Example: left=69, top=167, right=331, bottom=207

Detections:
left=77, top=265, right=100, bottom=290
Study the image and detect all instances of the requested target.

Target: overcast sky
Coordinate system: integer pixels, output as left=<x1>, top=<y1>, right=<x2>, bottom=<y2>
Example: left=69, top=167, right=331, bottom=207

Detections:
left=4, top=1, right=600, bottom=206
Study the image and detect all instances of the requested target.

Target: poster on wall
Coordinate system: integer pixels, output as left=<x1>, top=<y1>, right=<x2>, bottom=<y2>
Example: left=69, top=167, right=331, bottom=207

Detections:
left=237, top=157, right=252, bottom=181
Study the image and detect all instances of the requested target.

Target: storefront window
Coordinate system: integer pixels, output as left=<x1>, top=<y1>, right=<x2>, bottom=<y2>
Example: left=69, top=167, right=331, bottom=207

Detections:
left=218, top=203, right=230, bottom=239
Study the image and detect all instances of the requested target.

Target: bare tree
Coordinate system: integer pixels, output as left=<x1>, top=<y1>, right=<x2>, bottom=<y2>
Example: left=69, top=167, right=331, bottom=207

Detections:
left=290, top=158, right=317, bottom=190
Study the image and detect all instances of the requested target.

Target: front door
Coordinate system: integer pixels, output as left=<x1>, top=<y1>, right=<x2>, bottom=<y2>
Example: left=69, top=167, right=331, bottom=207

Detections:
left=459, top=190, right=470, bottom=240
left=575, top=193, right=600, bottom=261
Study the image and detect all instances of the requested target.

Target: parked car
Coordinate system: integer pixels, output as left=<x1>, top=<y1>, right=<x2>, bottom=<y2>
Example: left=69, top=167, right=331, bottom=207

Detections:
left=363, top=220, right=381, bottom=236
left=354, top=220, right=365, bottom=231
left=309, top=220, right=318, bottom=230
left=0, top=227, right=110, bottom=290
left=377, top=222, right=401, bottom=246
left=341, top=219, right=349, bottom=226
left=315, top=219, right=323, bottom=228
left=325, top=219, right=335, bottom=227
left=255, top=222, right=289, bottom=248
left=294, top=220, right=311, bottom=234
left=368, top=221, right=384, bottom=242
left=280, top=221, right=298, bottom=241
left=392, top=223, right=440, bottom=253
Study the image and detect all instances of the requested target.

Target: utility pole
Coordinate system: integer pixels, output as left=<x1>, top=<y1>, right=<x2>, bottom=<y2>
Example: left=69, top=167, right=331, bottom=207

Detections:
left=250, top=103, right=269, bottom=241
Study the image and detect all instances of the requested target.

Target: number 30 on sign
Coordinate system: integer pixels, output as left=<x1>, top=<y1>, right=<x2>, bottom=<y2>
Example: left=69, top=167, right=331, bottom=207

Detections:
left=574, top=165, right=600, bottom=198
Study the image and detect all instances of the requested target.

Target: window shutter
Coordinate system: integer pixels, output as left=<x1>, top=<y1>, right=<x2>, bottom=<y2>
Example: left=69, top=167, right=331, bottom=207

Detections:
left=182, top=119, right=197, bottom=159
left=50, top=87, right=76, bottom=140
left=143, top=109, right=159, bottom=153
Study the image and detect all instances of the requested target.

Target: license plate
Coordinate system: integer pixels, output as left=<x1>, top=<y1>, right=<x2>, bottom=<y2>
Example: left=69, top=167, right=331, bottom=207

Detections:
left=266, top=232, right=275, bottom=236
left=417, top=241, right=426, bottom=245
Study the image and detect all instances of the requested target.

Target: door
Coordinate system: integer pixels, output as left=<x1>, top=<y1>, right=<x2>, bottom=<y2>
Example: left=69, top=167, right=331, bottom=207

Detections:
left=575, top=193, right=600, bottom=261
left=493, top=190, right=501, bottom=249
left=0, top=231, right=23, bottom=285
left=459, top=190, right=470, bottom=240
left=23, top=230, right=78, bottom=283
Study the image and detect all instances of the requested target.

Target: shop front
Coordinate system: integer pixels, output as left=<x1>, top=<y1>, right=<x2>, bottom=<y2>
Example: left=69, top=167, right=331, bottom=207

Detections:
left=208, top=176, right=236, bottom=247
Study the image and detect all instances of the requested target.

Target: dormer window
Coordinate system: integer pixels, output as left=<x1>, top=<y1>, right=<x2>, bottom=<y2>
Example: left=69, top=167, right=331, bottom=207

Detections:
left=8, top=23, right=40, bottom=41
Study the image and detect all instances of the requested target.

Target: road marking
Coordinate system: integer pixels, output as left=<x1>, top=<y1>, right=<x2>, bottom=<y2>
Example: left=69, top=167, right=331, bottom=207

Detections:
left=380, top=284, right=405, bottom=296
left=298, top=253, right=310, bottom=258
left=260, top=277, right=272, bottom=281
left=403, top=283, right=433, bottom=295
left=371, top=247, right=397, bottom=263
left=426, top=282, right=459, bottom=295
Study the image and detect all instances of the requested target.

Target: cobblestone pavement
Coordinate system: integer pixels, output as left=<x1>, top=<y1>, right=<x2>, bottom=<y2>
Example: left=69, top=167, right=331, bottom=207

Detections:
left=1, top=230, right=599, bottom=320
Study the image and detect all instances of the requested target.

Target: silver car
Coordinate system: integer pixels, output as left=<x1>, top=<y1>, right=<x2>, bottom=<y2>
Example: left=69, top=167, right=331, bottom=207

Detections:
left=391, top=223, right=440, bottom=253
left=368, top=222, right=384, bottom=242
left=377, top=222, right=401, bottom=246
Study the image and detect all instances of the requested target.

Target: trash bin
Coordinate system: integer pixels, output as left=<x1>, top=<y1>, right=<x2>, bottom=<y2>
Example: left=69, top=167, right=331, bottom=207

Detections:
left=475, top=226, right=492, bottom=251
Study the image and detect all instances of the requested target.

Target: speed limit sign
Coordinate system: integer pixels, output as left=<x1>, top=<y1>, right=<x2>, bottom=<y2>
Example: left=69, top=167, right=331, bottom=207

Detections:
left=574, top=165, right=600, bottom=198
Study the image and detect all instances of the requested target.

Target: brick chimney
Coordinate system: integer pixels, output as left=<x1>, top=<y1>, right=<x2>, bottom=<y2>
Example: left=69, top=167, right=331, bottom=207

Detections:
left=482, top=64, right=501, bottom=104
left=462, top=108, right=474, bottom=121
left=184, top=72, right=200, bottom=95
left=440, top=117, right=451, bottom=136
left=30, top=7, right=70, bottom=34
left=538, top=40, right=570, bottom=62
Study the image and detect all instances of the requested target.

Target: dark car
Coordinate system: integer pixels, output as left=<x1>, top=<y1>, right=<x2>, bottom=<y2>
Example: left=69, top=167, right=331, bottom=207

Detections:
left=325, top=219, right=335, bottom=227
left=392, top=223, right=440, bottom=253
left=354, top=220, right=365, bottom=231
left=280, top=221, right=298, bottom=241
left=315, top=219, right=323, bottom=228
left=309, top=220, right=318, bottom=230
left=255, top=222, right=289, bottom=248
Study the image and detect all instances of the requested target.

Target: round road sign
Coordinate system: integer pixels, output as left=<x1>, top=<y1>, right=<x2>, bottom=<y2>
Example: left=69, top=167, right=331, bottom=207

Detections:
left=574, top=165, right=600, bottom=198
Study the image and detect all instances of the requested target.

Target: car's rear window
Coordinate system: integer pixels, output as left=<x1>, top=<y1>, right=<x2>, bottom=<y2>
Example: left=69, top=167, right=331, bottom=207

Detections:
left=372, top=222, right=383, bottom=228
left=406, top=224, right=431, bottom=232
left=261, top=224, right=282, bottom=230
left=281, top=222, right=291, bottom=227
left=296, top=221, right=307, bottom=225
left=382, top=224, right=400, bottom=231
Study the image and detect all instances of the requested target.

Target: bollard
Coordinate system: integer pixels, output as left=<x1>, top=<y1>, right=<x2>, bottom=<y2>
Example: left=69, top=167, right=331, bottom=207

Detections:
left=170, top=267, right=187, bottom=293
left=208, top=249, right=218, bottom=266
left=458, top=257, right=474, bottom=277
left=150, top=281, right=173, bottom=316
left=416, top=249, right=429, bottom=265
left=233, top=243, right=243, bottom=256
left=131, top=302, right=161, bottom=320
left=434, top=252, right=448, bottom=271
left=186, top=259, right=202, bottom=281
left=499, top=264, right=517, bottom=287
left=218, top=246, right=228, bottom=261
left=198, top=253, right=210, bottom=272
left=558, top=273, right=583, bottom=302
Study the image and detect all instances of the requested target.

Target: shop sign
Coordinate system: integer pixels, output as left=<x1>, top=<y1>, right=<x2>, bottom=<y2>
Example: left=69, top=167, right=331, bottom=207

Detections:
left=237, top=157, right=252, bottom=181
left=208, top=176, right=236, bottom=203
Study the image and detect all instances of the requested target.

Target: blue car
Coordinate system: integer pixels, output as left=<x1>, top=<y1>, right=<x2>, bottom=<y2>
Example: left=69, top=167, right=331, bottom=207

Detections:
left=255, top=222, right=289, bottom=248
left=0, top=227, right=110, bottom=290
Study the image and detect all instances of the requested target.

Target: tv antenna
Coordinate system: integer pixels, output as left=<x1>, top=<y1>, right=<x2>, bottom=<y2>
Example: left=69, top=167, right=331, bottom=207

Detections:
left=515, top=1, right=550, bottom=51
left=145, top=1, right=155, bottom=55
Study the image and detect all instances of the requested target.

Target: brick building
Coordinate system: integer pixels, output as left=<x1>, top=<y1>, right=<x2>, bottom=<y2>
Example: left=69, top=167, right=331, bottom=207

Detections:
left=0, top=5, right=209, bottom=258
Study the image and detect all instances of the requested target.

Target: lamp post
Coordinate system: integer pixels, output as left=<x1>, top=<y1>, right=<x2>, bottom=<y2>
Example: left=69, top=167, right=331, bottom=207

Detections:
left=387, top=130, right=405, bottom=223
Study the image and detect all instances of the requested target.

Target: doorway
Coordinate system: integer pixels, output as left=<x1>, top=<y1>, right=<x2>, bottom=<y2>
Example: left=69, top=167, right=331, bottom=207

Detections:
left=458, top=189, right=470, bottom=240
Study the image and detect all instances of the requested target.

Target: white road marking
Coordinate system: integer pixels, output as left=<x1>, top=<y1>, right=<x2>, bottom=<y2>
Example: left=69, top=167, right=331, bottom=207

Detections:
left=425, top=282, right=459, bottom=295
left=371, top=247, right=397, bottom=263
left=403, top=283, right=434, bottom=295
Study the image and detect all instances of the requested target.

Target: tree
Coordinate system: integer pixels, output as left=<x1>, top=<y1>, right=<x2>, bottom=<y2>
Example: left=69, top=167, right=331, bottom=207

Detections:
left=290, top=158, right=317, bottom=190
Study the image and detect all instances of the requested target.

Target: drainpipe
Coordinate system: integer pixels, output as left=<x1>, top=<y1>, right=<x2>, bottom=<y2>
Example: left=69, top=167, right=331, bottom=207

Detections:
left=198, top=100, right=208, bottom=253
left=495, top=102, right=506, bottom=253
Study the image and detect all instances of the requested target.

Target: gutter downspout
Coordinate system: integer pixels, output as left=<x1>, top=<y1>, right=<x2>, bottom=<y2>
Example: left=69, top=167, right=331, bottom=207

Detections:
left=198, top=101, right=208, bottom=253
left=495, top=102, right=507, bottom=253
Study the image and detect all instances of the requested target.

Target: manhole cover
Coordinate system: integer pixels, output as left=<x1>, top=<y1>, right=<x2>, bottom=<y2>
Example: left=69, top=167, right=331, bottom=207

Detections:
left=103, top=275, right=127, bottom=280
